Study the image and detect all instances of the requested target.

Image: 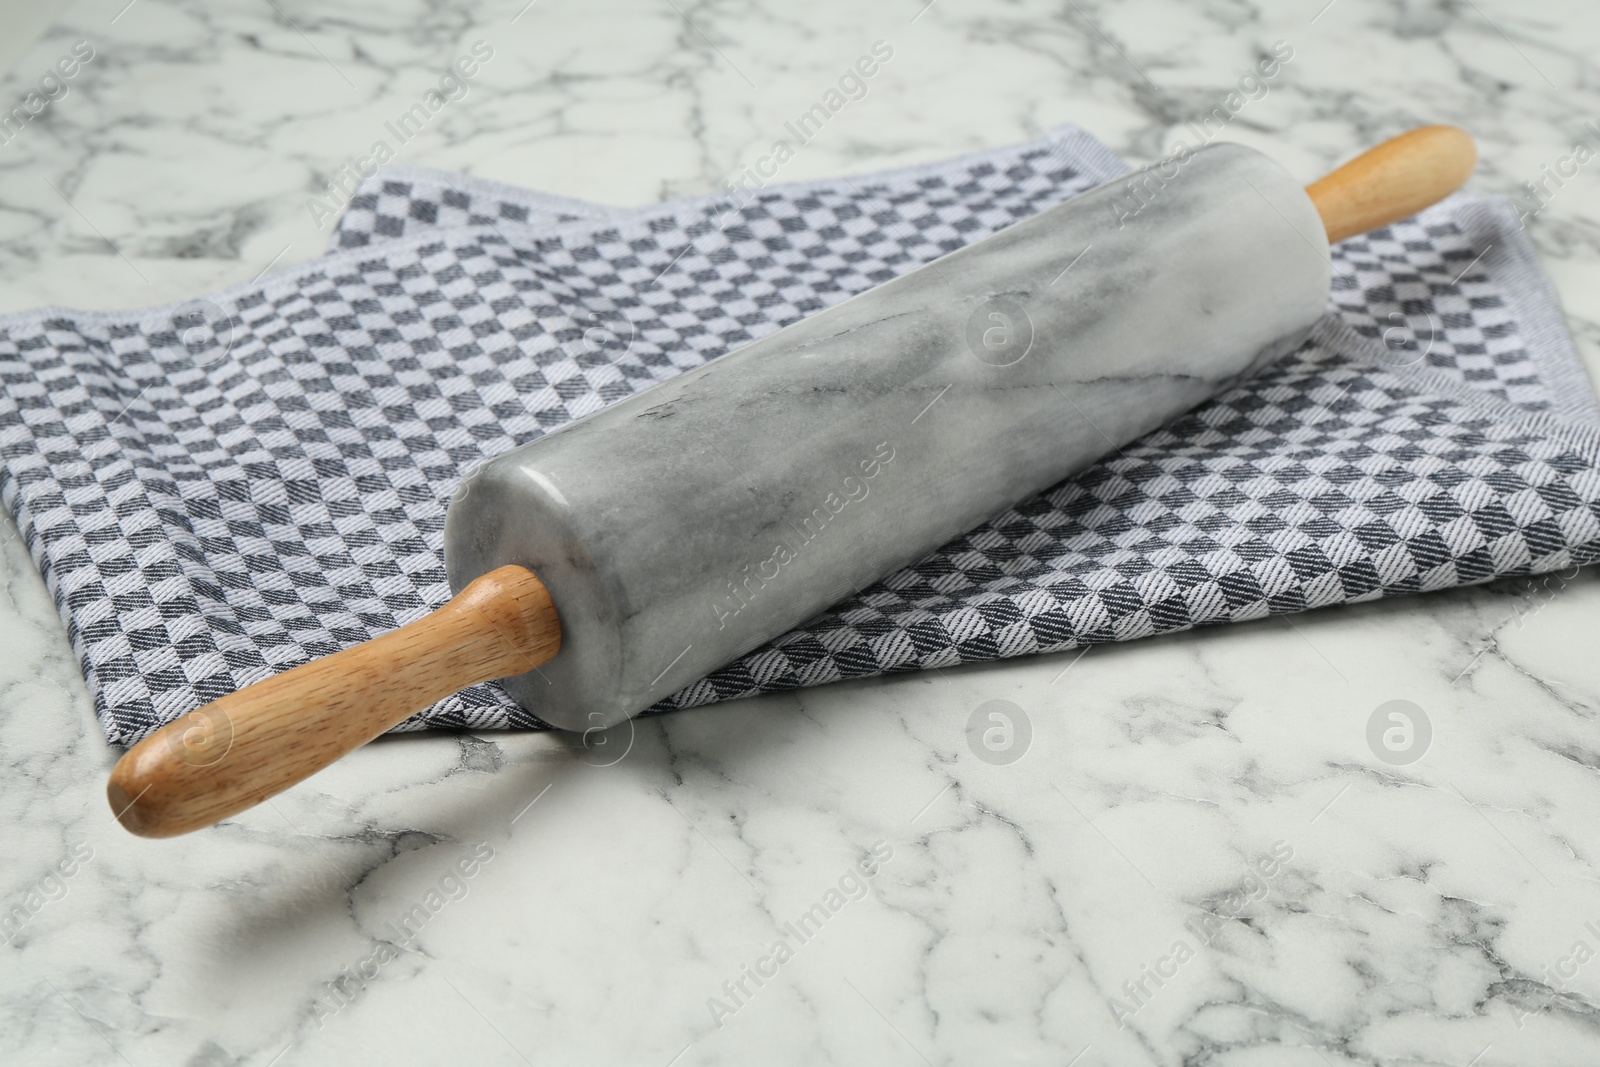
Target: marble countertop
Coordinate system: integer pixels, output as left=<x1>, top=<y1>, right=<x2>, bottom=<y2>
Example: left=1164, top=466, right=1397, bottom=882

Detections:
left=4, top=1, right=1600, bottom=1064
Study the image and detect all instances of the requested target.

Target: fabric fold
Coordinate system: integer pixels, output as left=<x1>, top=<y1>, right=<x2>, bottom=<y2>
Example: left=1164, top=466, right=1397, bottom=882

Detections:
left=0, top=125, right=1593, bottom=743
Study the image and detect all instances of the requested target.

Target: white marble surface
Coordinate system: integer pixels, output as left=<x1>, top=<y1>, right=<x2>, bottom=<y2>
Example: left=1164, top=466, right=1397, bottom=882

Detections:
left=3, top=0, right=1600, bottom=1064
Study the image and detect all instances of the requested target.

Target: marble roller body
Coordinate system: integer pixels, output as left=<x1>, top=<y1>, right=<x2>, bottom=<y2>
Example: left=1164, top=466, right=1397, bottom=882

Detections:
left=444, top=143, right=1331, bottom=731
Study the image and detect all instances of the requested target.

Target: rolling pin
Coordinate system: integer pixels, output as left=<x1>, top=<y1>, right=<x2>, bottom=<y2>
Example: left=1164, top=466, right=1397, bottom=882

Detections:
left=108, top=126, right=1476, bottom=837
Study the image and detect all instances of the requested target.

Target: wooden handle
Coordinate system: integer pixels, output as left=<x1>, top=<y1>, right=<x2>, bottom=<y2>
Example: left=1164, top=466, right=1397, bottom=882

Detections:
left=106, top=566, right=560, bottom=838
left=102, top=127, right=1476, bottom=840
left=1305, top=125, right=1476, bottom=244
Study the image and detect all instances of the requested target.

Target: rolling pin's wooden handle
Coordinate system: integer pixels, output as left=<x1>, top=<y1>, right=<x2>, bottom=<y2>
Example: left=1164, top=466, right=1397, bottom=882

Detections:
left=103, top=126, right=1477, bottom=841
left=1305, top=125, right=1476, bottom=244
left=106, top=566, right=560, bottom=838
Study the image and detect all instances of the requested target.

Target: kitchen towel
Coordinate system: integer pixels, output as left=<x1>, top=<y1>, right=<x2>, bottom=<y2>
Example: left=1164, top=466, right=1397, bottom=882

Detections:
left=1, top=125, right=1596, bottom=744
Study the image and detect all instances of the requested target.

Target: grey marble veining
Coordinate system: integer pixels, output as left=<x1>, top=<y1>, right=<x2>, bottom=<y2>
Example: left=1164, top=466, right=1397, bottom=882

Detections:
left=3, top=1, right=1600, bottom=1065
left=447, top=144, right=1329, bottom=730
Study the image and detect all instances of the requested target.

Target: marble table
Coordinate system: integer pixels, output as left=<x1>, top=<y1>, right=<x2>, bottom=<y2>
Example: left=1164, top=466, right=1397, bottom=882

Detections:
left=3, top=1, right=1598, bottom=1064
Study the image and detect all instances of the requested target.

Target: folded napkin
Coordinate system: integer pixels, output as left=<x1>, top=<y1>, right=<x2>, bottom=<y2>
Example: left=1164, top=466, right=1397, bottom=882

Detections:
left=1, top=126, right=1594, bottom=744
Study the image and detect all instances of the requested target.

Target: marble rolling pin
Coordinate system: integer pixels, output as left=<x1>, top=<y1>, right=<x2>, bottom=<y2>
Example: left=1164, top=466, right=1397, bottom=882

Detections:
left=108, top=126, right=1475, bottom=837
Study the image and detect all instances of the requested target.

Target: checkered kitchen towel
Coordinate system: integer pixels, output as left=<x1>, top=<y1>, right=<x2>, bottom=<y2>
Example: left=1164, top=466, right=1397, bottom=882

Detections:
left=2, top=125, right=1596, bottom=743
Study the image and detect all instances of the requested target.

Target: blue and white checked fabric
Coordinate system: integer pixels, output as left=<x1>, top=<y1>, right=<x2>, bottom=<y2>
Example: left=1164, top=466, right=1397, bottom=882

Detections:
left=0, top=126, right=1594, bottom=742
